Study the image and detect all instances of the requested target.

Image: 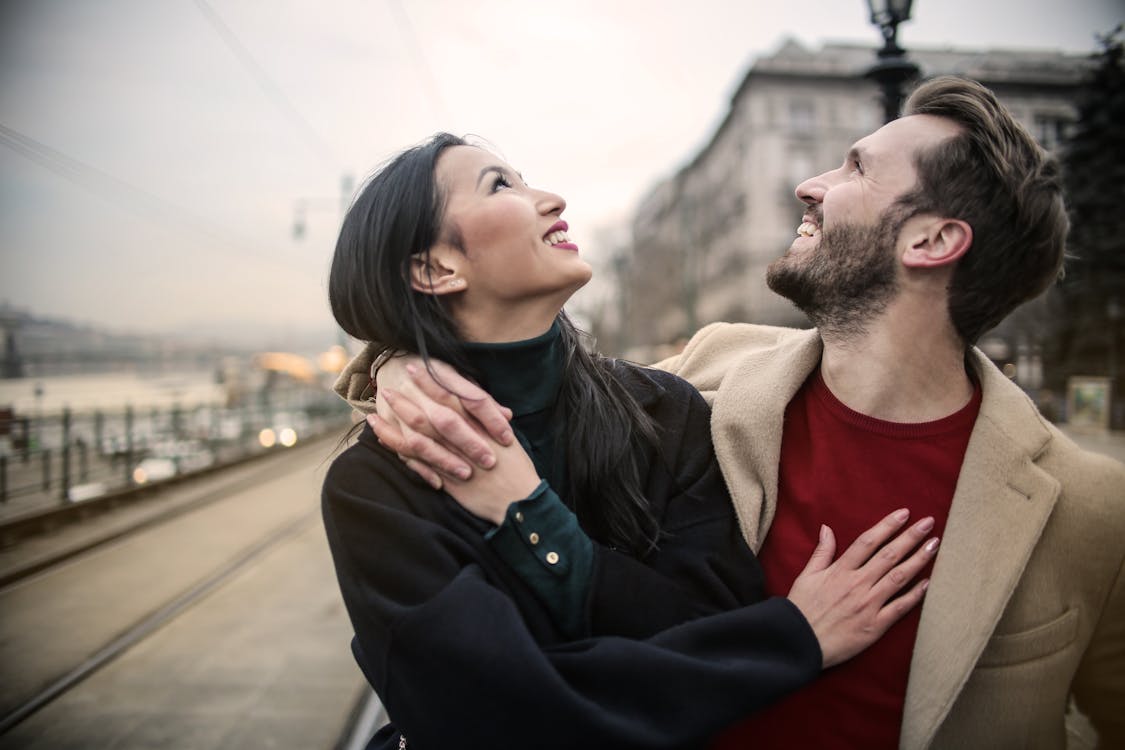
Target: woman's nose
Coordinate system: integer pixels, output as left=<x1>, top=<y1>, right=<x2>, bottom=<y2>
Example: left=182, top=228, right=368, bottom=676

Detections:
left=536, top=188, right=566, bottom=215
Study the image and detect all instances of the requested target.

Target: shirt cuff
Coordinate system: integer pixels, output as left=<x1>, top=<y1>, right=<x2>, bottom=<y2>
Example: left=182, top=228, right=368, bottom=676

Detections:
left=485, top=480, right=594, bottom=638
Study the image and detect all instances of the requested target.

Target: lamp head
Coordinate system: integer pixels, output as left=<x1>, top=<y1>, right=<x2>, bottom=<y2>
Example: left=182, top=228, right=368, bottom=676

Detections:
left=866, top=0, right=914, bottom=27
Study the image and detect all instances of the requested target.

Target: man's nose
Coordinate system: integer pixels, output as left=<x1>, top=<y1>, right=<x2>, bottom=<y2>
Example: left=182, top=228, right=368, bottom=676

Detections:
left=795, top=171, right=831, bottom=206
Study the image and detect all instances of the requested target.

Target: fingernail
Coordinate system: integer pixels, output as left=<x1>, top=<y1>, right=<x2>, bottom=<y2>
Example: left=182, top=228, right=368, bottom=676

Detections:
left=893, top=508, right=910, bottom=523
left=455, top=467, right=471, bottom=480
left=500, top=430, right=515, bottom=445
left=917, top=516, right=935, bottom=534
left=405, top=364, right=417, bottom=376
left=383, top=389, right=396, bottom=402
left=921, top=579, right=930, bottom=592
left=429, top=476, right=443, bottom=490
left=480, top=453, right=496, bottom=469
left=819, top=524, right=829, bottom=542
left=925, top=537, right=939, bottom=553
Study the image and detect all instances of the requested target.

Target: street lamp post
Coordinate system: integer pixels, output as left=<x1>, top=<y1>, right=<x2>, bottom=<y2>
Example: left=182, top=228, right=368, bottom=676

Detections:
left=865, top=0, right=920, bottom=123
left=292, top=173, right=355, bottom=240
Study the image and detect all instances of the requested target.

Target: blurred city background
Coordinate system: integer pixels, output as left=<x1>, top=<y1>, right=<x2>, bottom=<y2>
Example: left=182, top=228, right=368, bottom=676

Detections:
left=0, top=1, right=1122, bottom=748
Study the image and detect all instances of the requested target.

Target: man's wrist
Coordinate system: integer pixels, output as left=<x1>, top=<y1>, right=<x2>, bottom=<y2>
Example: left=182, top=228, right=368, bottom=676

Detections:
left=369, top=348, right=402, bottom=383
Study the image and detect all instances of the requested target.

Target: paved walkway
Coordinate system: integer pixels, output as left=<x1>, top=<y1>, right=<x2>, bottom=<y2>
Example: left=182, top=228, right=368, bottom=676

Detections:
left=0, top=432, right=365, bottom=750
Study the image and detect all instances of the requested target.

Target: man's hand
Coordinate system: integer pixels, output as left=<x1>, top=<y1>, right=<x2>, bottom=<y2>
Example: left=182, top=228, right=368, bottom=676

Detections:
left=369, top=356, right=514, bottom=488
left=787, top=509, right=938, bottom=668
left=441, top=434, right=541, bottom=525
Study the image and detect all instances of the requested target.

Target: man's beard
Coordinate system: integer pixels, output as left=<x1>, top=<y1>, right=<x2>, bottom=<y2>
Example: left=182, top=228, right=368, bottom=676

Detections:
left=766, top=208, right=903, bottom=340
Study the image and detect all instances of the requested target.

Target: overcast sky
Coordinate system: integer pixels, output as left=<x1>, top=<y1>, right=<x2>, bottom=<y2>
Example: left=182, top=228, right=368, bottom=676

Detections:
left=1, top=0, right=1120, bottom=349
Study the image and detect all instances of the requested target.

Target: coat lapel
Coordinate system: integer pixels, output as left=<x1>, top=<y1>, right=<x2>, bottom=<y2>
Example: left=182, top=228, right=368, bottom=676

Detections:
left=710, top=328, right=822, bottom=551
left=900, top=351, right=1061, bottom=749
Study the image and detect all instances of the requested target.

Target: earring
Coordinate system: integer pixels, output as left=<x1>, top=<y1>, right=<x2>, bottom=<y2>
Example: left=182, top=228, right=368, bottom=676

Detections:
left=448, top=278, right=464, bottom=288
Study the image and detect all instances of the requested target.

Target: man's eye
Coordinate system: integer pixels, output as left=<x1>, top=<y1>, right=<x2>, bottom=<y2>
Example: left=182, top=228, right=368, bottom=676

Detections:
left=852, top=160, right=864, bottom=175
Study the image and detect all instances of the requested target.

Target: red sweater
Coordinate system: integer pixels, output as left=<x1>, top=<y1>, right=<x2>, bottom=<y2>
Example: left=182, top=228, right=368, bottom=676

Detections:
left=712, top=371, right=981, bottom=749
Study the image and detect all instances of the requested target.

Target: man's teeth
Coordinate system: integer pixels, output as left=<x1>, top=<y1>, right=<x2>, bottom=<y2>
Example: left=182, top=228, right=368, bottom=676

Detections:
left=545, top=230, right=570, bottom=245
left=797, top=222, right=818, bottom=238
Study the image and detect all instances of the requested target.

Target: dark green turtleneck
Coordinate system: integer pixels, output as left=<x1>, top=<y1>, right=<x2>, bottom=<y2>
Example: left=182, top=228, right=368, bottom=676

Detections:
left=462, top=320, right=568, bottom=499
left=460, top=321, right=593, bottom=638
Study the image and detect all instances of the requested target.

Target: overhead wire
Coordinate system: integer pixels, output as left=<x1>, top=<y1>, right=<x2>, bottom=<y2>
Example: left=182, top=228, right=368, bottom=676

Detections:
left=5, top=3, right=442, bottom=263
left=385, top=0, right=453, bottom=124
left=0, top=123, right=287, bottom=266
left=190, top=0, right=342, bottom=171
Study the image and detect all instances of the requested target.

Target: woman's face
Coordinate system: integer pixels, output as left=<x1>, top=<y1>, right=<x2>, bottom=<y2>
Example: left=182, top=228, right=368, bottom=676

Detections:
left=429, top=146, right=592, bottom=337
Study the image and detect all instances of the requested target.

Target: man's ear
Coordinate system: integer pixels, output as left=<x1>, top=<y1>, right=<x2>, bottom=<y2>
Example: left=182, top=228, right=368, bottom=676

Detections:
left=409, top=246, right=466, bottom=296
left=902, top=218, right=973, bottom=269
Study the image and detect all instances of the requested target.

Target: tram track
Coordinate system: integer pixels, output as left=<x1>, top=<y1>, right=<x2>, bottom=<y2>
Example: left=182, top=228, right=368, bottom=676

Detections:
left=0, top=432, right=362, bottom=748
left=0, top=430, right=346, bottom=589
left=0, top=508, right=318, bottom=735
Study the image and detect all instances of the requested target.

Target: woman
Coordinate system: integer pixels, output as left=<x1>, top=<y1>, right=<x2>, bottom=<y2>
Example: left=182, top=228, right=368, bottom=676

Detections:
left=323, top=134, right=936, bottom=749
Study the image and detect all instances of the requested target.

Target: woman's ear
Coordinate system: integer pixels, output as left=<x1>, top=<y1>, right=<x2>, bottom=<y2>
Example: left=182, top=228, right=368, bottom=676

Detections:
left=409, top=247, right=467, bottom=296
left=902, top=217, right=973, bottom=269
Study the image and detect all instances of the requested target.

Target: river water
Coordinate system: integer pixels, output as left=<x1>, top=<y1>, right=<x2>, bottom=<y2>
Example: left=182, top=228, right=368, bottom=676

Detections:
left=0, top=372, right=227, bottom=417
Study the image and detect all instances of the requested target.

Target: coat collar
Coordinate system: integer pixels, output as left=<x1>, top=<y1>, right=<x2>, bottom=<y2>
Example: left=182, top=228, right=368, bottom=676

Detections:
left=709, top=327, right=822, bottom=550
left=333, top=343, right=381, bottom=415
left=900, top=348, right=1060, bottom=749
left=709, top=331, right=1061, bottom=749
left=331, top=343, right=670, bottom=419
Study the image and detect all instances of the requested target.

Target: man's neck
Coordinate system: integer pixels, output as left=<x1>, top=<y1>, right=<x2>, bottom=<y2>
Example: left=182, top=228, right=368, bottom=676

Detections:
left=818, top=299, right=974, bottom=423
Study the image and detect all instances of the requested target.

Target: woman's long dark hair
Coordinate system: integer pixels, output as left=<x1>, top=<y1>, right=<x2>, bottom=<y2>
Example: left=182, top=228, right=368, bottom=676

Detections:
left=329, top=133, right=661, bottom=555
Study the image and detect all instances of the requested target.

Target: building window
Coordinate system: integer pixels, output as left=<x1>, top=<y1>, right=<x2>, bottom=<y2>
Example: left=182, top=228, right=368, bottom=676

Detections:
left=789, top=99, right=815, bottom=135
left=1033, top=114, right=1072, bottom=150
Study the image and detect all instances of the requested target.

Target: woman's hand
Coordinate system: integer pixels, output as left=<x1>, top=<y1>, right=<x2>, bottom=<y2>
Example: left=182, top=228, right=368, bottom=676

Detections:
left=370, top=356, right=513, bottom=488
left=786, top=509, right=938, bottom=668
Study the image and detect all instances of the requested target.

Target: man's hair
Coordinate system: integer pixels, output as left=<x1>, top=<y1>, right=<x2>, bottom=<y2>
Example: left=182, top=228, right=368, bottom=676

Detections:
left=899, top=76, right=1068, bottom=344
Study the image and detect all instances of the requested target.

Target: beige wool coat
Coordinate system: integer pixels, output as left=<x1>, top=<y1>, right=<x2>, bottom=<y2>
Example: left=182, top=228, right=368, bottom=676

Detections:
left=655, top=322, right=1125, bottom=749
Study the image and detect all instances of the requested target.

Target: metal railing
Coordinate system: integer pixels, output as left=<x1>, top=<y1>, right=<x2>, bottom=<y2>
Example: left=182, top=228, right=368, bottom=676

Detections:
left=0, top=394, right=349, bottom=514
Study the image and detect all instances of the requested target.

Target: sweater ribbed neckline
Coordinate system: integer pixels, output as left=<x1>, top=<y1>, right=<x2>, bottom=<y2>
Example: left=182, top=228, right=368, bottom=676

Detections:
left=809, top=369, right=982, bottom=438
left=460, top=321, right=565, bottom=418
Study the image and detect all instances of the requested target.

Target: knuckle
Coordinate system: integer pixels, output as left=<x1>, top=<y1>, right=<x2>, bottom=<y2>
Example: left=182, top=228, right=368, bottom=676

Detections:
left=404, top=433, right=429, bottom=454
left=430, top=408, right=458, bottom=431
left=419, top=442, right=445, bottom=462
left=856, top=533, right=877, bottom=549
left=888, top=568, right=906, bottom=586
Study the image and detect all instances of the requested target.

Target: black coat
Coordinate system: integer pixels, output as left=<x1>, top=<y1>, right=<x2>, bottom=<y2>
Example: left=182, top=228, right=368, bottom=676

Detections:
left=322, top=364, right=819, bottom=749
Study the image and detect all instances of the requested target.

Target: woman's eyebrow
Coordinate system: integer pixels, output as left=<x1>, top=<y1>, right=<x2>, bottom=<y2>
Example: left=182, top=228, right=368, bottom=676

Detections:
left=475, top=165, right=509, bottom=188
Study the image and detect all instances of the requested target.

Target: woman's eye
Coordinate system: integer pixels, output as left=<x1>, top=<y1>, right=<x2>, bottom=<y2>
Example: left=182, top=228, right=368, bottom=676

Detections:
left=852, top=160, right=864, bottom=176
left=490, top=174, right=512, bottom=192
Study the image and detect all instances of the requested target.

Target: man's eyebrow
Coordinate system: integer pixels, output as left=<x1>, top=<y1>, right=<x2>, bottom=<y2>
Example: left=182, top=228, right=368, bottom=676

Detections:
left=848, top=146, right=871, bottom=165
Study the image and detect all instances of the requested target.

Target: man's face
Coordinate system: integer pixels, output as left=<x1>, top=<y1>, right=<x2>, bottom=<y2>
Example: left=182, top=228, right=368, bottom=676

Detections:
left=767, top=115, right=961, bottom=336
left=767, top=206, right=903, bottom=336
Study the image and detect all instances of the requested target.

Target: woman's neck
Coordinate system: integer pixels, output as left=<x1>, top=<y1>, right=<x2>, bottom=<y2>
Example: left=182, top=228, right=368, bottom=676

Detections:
left=451, top=296, right=566, bottom=343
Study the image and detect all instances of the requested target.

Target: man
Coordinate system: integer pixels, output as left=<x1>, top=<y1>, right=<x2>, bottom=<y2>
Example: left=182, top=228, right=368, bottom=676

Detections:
left=358, top=77, right=1124, bottom=748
